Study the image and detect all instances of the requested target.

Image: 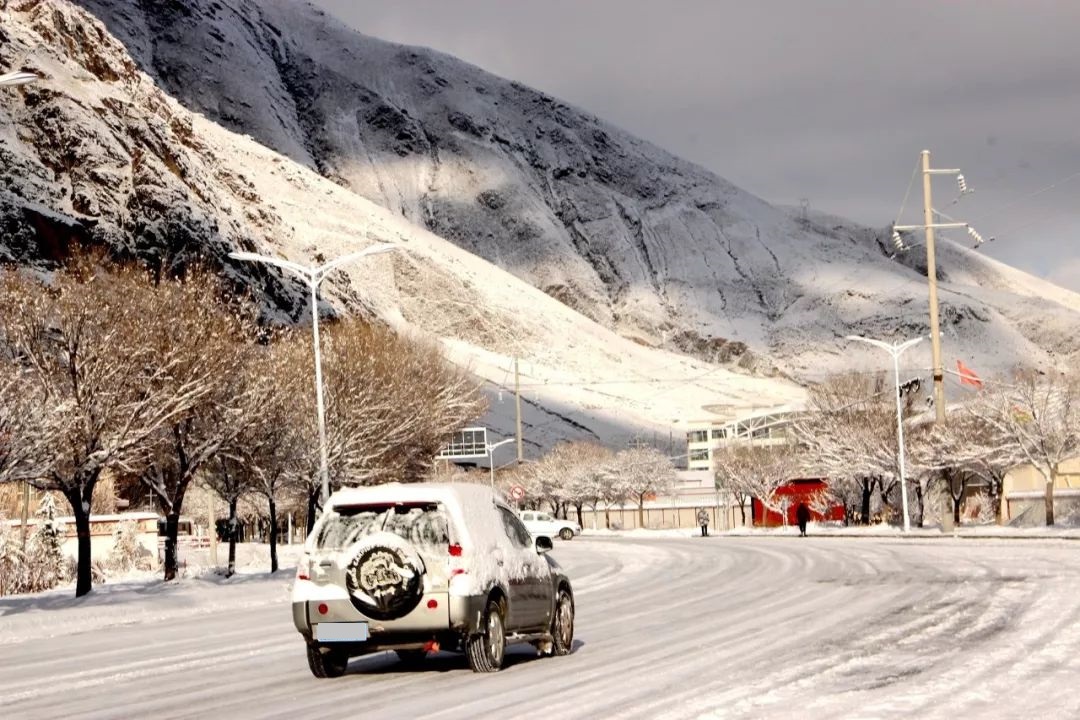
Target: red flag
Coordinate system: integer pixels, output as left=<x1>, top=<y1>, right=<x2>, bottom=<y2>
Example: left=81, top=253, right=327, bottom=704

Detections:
left=957, top=359, right=983, bottom=388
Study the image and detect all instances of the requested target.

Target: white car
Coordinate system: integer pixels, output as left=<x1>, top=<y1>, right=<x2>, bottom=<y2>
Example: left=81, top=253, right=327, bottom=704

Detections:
left=519, top=511, right=581, bottom=541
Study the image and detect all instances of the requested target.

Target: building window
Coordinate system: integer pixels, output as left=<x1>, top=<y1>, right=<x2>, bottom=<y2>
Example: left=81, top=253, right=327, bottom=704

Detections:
left=690, top=449, right=710, bottom=462
left=688, top=430, right=708, bottom=444
left=711, top=428, right=728, bottom=440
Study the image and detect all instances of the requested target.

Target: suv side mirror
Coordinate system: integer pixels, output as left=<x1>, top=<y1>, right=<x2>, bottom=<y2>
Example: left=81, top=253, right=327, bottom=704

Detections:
left=535, top=535, right=554, bottom=554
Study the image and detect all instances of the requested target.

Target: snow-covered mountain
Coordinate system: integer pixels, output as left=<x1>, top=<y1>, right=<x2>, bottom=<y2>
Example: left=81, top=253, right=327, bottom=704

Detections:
left=2, top=0, right=1079, bottom=454
left=73, top=0, right=1080, bottom=379
left=0, top=0, right=806, bottom=456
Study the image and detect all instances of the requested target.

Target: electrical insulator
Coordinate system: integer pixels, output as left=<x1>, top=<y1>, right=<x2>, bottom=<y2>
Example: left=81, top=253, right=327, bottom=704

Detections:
left=957, top=174, right=968, bottom=193
left=967, top=226, right=984, bottom=246
left=892, top=229, right=904, bottom=250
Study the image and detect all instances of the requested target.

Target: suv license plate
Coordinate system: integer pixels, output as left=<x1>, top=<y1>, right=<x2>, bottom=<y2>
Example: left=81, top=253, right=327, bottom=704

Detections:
left=316, top=622, right=369, bottom=642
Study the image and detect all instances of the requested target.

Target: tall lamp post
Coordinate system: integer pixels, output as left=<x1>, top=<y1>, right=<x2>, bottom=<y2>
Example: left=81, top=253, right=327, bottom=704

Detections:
left=487, top=438, right=515, bottom=489
left=846, top=335, right=924, bottom=532
left=230, top=245, right=399, bottom=505
left=4, top=68, right=38, bottom=548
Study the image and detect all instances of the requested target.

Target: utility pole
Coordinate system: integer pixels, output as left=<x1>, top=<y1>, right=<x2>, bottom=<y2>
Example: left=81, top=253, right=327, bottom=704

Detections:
left=893, top=149, right=985, bottom=426
left=514, top=357, right=523, bottom=463
left=921, top=150, right=946, bottom=424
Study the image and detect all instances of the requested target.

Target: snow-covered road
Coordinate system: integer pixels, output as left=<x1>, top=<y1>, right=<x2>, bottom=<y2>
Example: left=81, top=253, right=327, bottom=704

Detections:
left=2, top=537, right=1079, bottom=719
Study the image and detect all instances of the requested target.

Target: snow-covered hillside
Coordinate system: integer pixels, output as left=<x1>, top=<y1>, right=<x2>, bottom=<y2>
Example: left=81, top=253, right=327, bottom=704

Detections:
left=73, top=0, right=1080, bottom=379
left=0, top=0, right=804, bottom=456
left=2, top=1, right=1078, bottom=456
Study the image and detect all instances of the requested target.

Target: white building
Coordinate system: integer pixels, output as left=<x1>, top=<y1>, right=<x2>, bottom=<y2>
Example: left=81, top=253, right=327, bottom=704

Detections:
left=684, top=404, right=803, bottom=471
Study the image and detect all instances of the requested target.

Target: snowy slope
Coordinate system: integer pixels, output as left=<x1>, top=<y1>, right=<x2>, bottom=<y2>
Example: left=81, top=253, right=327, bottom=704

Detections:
left=73, top=0, right=1080, bottom=379
left=0, top=0, right=802, bottom=456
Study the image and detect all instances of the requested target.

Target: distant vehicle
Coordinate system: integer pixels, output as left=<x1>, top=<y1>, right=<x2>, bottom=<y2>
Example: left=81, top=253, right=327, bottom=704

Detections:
left=519, top=510, right=581, bottom=541
left=292, top=483, right=575, bottom=677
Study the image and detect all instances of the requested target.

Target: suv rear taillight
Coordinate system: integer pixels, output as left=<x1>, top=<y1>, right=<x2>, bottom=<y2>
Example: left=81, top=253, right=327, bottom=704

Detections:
left=448, top=543, right=466, bottom=576
left=296, top=555, right=310, bottom=581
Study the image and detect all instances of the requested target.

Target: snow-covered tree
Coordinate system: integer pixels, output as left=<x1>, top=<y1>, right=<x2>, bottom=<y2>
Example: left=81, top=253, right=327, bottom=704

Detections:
left=0, top=361, right=51, bottom=486
left=792, top=372, right=933, bottom=525
left=558, top=443, right=614, bottom=525
left=609, top=447, right=676, bottom=528
left=913, top=412, right=1023, bottom=525
left=713, top=444, right=800, bottom=526
left=108, top=520, right=148, bottom=573
left=0, top=262, right=213, bottom=597
left=966, top=369, right=1080, bottom=526
left=28, top=494, right=66, bottom=590
left=0, top=514, right=25, bottom=596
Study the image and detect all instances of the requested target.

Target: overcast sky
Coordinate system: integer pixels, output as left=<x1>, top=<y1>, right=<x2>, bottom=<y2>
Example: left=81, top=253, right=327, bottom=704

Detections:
left=313, top=0, right=1080, bottom=292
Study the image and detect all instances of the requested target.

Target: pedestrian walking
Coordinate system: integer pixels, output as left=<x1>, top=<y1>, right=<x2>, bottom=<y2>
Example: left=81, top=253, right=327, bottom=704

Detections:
left=796, top=503, right=810, bottom=537
left=697, top=508, right=710, bottom=537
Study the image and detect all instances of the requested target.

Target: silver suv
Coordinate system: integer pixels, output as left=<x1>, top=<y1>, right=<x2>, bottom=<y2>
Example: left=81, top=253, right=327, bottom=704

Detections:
left=292, top=483, right=576, bottom=677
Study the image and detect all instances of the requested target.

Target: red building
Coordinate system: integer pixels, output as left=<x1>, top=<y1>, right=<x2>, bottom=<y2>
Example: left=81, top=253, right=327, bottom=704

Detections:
left=750, top=478, right=845, bottom=527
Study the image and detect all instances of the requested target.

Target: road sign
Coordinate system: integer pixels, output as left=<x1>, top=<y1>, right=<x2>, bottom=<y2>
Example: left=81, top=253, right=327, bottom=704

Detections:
left=509, top=485, right=526, bottom=502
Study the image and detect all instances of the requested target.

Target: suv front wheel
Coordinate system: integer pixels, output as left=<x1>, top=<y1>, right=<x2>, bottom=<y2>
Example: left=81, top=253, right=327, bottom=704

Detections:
left=306, top=641, right=349, bottom=678
left=465, top=599, right=506, bottom=673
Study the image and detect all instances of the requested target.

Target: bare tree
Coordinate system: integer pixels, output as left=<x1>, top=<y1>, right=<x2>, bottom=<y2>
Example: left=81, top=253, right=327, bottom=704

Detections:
left=297, top=321, right=486, bottom=509
left=609, top=447, right=676, bottom=528
left=256, top=321, right=485, bottom=532
left=967, top=369, right=1080, bottom=526
left=235, top=345, right=307, bottom=572
left=0, top=264, right=216, bottom=597
left=135, top=269, right=263, bottom=581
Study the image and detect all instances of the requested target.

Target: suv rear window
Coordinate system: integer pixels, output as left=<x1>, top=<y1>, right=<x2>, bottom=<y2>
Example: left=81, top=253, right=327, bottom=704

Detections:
left=314, top=502, right=451, bottom=551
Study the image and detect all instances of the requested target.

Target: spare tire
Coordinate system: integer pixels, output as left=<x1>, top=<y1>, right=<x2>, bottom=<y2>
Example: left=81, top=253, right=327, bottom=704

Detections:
left=344, top=533, right=425, bottom=621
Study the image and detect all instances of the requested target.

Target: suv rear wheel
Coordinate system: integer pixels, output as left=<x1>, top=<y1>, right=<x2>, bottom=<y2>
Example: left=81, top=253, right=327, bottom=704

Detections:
left=559, top=528, right=574, bottom=540
left=306, top=642, right=349, bottom=678
left=551, top=588, right=574, bottom=656
left=466, top=599, right=506, bottom=673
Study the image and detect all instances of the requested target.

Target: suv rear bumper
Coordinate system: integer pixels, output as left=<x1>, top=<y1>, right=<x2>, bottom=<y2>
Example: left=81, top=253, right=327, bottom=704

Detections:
left=292, top=591, right=489, bottom=638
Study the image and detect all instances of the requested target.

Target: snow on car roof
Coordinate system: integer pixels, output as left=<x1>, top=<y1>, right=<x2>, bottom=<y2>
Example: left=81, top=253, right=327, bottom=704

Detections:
left=327, top=482, right=499, bottom=510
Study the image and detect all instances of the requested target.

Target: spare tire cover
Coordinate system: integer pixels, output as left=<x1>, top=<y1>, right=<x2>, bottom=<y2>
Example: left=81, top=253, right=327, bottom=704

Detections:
left=344, top=533, right=425, bottom=621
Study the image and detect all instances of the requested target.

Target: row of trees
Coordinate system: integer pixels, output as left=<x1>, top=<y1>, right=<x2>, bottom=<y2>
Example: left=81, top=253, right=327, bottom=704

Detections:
left=713, top=369, right=1080, bottom=527
left=0, top=256, right=485, bottom=596
left=499, top=443, right=677, bottom=528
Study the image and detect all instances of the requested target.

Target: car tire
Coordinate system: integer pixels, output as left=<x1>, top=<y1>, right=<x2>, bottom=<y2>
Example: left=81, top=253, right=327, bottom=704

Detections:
left=559, top=528, right=574, bottom=541
left=550, top=588, right=575, bottom=656
left=395, top=649, right=427, bottom=666
left=306, top=642, right=349, bottom=678
left=466, top=598, right=506, bottom=673
left=344, top=538, right=425, bottom=621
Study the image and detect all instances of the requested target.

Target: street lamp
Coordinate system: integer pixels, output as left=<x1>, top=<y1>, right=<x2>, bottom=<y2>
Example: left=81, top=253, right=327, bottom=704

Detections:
left=487, top=438, right=515, bottom=489
left=846, top=334, right=924, bottom=532
left=229, top=244, right=400, bottom=505
left=0, top=71, right=38, bottom=87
